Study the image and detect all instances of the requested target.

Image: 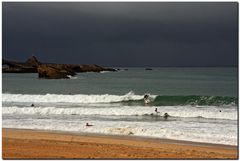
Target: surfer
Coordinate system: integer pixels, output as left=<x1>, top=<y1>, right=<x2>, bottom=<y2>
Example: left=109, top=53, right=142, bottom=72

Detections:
left=31, top=104, right=34, bottom=107
left=144, top=94, right=150, bottom=104
left=86, top=123, right=93, bottom=127
left=155, top=108, right=160, bottom=113
left=164, top=113, right=170, bottom=119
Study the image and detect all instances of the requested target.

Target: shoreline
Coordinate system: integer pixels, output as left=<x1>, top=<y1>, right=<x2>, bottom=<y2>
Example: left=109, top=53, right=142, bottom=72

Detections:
left=3, top=128, right=238, bottom=159
left=3, top=127, right=237, bottom=148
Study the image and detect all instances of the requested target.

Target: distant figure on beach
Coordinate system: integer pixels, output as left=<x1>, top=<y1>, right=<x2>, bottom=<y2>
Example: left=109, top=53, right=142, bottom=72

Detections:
left=164, top=113, right=170, bottom=119
left=86, top=123, right=93, bottom=127
left=219, top=110, right=222, bottom=112
left=155, top=108, right=160, bottom=113
left=144, top=94, right=150, bottom=104
left=31, top=104, right=34, bottom=107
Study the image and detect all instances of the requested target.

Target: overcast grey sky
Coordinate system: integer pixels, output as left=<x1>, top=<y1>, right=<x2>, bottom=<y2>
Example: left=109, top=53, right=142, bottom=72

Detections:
left=2, top=2, right=238, bottom=67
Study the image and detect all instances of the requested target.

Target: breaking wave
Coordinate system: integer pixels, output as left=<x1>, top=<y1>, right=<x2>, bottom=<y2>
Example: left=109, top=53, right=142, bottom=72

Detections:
left=3, top=92, right=237, bottom=106
left=2, top=91, right=144, bottom=104
left=122, top=95, right=237, bottom=106
left=2, top=105, right=237, bottom=120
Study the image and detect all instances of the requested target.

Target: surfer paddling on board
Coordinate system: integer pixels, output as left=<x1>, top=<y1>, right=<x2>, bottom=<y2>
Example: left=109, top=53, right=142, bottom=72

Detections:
left=144, top=94, right=150, bottom=104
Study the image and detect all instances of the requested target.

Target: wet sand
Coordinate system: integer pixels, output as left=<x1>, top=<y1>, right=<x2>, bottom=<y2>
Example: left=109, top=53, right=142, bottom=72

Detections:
left=2, top=128, right=238, bottom=159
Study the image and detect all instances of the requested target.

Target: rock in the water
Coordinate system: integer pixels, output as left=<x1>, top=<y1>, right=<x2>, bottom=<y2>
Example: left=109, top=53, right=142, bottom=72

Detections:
left=79, top=64, right=113, bottom=72
left=145, top=68, right=153, bottom=70
left=2, top=58, right=38, bottom=73
left=3, top=56, right=117, bottom=79
left=37, top=64, right=75, bottom=79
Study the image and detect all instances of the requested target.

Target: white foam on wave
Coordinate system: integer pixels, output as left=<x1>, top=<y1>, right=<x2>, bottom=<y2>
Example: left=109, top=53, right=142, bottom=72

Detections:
left=160, top=106, right=237, bottom=120
left=67, top=75, right=78, bottom=79
left=2, top=105, right=237, bottom=120
left=2, top=91, right=145, bottom=103
left=100, top=71, right=110, bottom=73
left=2, top=118, right=237, bottom=145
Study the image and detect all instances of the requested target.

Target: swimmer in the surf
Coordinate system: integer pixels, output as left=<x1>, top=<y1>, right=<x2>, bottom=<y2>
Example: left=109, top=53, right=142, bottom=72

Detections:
left=164, top=113, right=170, bottom=120
left=144, top=94, right=149, bottom=99
left=86, top=123, right=93, bottom=127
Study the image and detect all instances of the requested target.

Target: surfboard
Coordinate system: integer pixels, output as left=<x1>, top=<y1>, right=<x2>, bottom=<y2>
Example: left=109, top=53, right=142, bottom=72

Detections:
left=144, top=99, right=150, bottom=104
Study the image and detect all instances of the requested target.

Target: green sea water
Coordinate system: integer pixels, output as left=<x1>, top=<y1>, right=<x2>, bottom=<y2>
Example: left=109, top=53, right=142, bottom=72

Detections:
left=3, top=67, right=238, bottom=97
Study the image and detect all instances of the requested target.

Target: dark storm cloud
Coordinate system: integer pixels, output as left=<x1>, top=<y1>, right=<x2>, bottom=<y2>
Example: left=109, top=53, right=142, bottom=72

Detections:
left=2, top=2, right=238, bottom=66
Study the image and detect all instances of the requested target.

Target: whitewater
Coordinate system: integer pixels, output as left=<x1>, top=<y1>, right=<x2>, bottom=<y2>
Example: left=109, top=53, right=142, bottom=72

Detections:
left=2, top=68, right=238, bottom=146
left=2, top=92, right=237, bottom=145
left=2, top=93, right=237, bottom=120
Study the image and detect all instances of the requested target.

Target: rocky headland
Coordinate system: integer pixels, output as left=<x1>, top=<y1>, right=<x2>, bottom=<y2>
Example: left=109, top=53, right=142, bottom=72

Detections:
left=3, top=56, right=116, bottom=79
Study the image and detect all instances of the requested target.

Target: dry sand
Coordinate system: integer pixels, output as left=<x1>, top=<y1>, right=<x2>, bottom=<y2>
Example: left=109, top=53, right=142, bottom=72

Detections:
left=2, top=128, right=238, bottom=159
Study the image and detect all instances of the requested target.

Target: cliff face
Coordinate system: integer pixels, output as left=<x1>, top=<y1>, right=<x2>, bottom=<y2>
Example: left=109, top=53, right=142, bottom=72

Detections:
left=2, top=56, right=116, bottom=79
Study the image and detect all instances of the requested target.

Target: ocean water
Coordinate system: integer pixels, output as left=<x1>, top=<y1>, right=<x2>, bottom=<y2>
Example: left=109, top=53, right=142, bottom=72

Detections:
left=2, top=67, right=238, bottom=145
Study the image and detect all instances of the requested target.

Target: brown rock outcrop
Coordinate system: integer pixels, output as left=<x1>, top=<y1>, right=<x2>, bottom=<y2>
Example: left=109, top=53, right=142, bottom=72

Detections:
left=25, top=56, right=41, bottom=67
left=3, top=56, right=117, bottom=79
left=2, top=58, right=38, bottom=73
left=37, top=64, right=75, bottom=79
left=79, top=64, right=106, bottom=72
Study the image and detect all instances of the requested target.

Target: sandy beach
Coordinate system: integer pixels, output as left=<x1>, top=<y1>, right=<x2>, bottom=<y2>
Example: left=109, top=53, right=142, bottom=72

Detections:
left=2, top=128, right=238, bottom=159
